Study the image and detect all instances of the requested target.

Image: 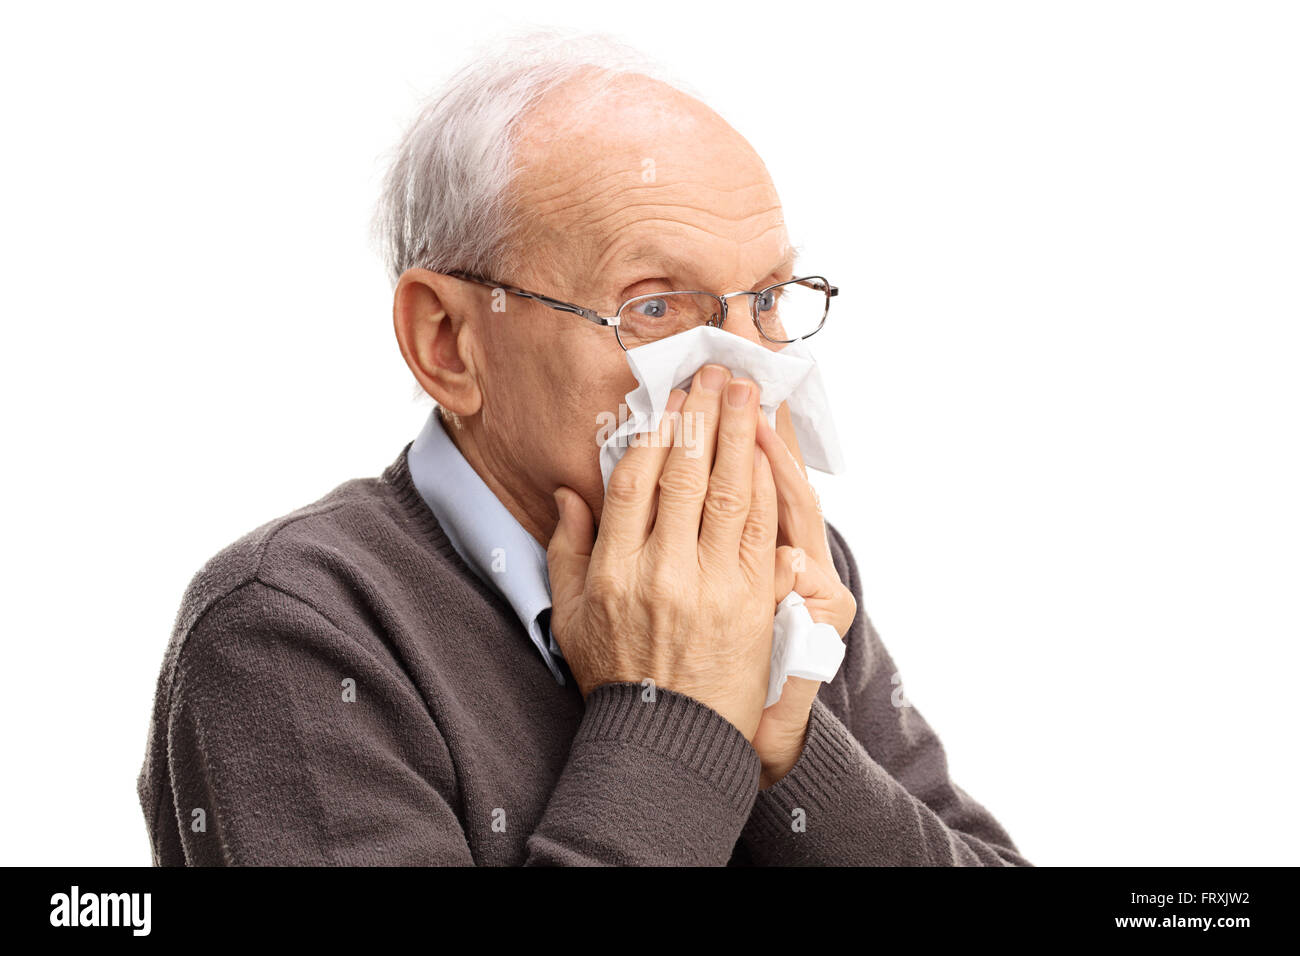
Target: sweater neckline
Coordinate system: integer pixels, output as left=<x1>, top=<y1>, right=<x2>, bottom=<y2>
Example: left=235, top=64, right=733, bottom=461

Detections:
left=381, top=442, right=458, bottom=558
left=380, top=443, right=527, bottom=617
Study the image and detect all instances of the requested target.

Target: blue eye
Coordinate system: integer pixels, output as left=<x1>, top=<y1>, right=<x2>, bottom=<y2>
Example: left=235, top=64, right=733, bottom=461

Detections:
left=756, top=290, right=777, bottom=312
left=633, top=298, right=669, bottom=318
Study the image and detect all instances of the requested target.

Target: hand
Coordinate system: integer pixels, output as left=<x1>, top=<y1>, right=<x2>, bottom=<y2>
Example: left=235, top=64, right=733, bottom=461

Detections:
left=548, top=365, right=779, bottom=741
left=751, top=408, right=856, bottom=787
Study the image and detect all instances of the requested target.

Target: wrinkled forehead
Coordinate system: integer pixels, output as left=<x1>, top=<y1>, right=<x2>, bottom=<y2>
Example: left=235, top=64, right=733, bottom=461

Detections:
left=507, top=73, right=790, bottom=293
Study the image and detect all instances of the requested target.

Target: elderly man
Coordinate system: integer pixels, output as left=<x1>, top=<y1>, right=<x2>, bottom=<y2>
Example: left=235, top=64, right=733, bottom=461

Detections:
left=137, top=35, right=1027, bottom=866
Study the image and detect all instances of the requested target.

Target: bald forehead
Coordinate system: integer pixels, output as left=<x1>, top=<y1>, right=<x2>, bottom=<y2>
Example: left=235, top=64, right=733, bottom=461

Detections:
left=507, top=71, right=786, bottom=293
left=511, top=71, right=772, bottom=211
left=518, top=71, right=720, bottom=148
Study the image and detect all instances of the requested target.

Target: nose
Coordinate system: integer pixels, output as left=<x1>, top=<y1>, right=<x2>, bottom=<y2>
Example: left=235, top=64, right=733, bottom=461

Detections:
left=715, top=292, right=777, bottom=351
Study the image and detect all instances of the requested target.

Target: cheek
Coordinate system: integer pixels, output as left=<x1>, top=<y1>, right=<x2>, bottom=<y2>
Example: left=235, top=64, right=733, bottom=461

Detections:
left=541, top=327, right=635, bottom=439
left=546, top=354, right=635, bottom=489
left=494, top=315, right=636, bottom=497
left=556, top=376, right=628, bottom=460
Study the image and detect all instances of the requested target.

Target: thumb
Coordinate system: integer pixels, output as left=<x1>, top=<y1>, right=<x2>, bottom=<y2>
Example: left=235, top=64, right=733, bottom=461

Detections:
left=547, top=487, right=594, bottom=615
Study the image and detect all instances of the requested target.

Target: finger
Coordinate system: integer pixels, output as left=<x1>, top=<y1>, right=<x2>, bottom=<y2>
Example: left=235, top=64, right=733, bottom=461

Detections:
left=774, top=544, right=838, bottom=606
left=757, top=415, right=834, bottom=568
left=596, top=387, right=686, bottom=552
left=698, top=377, right=759, bottom=561
left=547, top=487, right=595, bottom=623
left=652, top=363, right=730, bottom=547
left=774, top=401, right=807, bottom=476
left=766, top=675, right=822, bottom=715
left=739, top=438, right=778, bottom=588
left=774, top=544, right=857, bottom=637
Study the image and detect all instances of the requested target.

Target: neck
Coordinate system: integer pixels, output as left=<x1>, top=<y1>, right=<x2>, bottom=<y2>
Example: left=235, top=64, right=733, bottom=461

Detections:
left=437, top=407, right=555, bottom=549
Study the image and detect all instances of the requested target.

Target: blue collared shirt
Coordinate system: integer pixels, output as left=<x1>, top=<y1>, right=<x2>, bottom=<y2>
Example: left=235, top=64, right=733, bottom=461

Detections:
left=405, top=409, right=566, bottom=684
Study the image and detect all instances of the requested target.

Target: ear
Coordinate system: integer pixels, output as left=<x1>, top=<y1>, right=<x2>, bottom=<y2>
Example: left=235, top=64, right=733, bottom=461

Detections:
left=392, top=268, right=482, bottom=415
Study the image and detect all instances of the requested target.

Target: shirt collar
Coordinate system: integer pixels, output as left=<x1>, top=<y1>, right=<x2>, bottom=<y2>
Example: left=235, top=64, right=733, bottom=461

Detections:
left=406, top=409, right=566, bottom=684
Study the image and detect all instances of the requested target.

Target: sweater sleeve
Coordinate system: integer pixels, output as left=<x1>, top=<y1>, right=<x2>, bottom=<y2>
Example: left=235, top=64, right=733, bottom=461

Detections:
left=739, top=525, right=1030, bottom=866
left=161, top=581, right=759, bottom=865
left=524, top=682, right=761, bottom=866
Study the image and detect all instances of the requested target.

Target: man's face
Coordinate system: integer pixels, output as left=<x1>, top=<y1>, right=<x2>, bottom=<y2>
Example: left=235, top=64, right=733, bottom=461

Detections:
left=466, top=73, right=793, bottom=532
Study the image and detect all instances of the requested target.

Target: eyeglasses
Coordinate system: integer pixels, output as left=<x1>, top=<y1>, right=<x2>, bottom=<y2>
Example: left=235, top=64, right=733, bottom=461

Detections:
left=446, top=270, right=838, bottom=351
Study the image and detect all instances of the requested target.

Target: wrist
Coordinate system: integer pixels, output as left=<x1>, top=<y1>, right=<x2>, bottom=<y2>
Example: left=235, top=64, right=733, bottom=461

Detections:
left=759, top=759, right=795, bottom=790
left=756, top=723, right=810, bottom=789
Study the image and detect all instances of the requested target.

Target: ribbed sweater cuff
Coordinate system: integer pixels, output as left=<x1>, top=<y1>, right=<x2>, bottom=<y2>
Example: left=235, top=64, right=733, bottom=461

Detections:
left=527, top=682, right=761, bottom=865
left=744, top=696, right=860, bottom=839
left=576, top=683, right=761, bottom=815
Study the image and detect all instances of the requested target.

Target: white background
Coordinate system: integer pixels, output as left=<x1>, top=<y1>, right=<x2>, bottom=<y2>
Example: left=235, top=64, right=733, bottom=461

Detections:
left=2, top=1, right=1296, bottom=866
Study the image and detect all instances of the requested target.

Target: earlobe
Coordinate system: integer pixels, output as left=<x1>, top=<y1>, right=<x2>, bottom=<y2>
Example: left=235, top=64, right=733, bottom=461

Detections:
left=392, top=269, right=482, bottom=415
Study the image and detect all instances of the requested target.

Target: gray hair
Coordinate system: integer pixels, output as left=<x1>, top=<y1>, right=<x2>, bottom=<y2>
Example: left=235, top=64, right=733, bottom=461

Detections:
left=371, top=29, right=697, bottom=288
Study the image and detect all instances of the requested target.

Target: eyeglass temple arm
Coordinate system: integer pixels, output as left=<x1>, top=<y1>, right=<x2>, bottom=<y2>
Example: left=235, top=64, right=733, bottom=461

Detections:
left=800, top=277, right=837, bottom=297
left=449, top=272, right=619, bottom=327
left=515, top=289, right=619, bottom=326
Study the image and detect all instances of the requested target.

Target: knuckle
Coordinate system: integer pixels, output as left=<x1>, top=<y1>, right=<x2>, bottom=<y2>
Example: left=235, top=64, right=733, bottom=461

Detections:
left=841, top=587, right=858, bottom=619
left=739, top=523, right=772, bottom=557
left=644, top=563, right=681, bottom=604
left=703, top=479, right=748, bottom=520
left=713, top=421, right=749, bottom=451
left=713, top=431, right=754, bottom=469
left=605, top=465, right=647, bottom=505
left=658, top=466, right=705, bottom=500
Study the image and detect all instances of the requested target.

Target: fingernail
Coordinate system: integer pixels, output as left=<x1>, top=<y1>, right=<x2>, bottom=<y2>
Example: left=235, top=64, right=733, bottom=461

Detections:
left=726, top=380, right=751, bottom=408
left=699, top=365, right=728, bottom=392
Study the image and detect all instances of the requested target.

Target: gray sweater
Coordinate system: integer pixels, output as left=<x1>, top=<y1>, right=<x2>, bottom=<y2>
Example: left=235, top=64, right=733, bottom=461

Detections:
left=137, top=445, right=1029, bottom=866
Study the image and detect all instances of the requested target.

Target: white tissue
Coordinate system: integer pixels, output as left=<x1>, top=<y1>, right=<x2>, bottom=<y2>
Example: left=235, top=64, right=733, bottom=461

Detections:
left=597, top=325, right=845, bottom=490
left=767, top=592, right=847, bottom=707
left=595, top=325, right=849, bottom=708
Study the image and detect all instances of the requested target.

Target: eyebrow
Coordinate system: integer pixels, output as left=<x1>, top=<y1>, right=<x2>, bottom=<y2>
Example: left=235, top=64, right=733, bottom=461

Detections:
left=620, top=246, right=800, bottom=290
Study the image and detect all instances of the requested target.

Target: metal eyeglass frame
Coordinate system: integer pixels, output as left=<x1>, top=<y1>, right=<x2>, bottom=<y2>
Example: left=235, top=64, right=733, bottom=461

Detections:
left=446, top=270, right=838, bottom=351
